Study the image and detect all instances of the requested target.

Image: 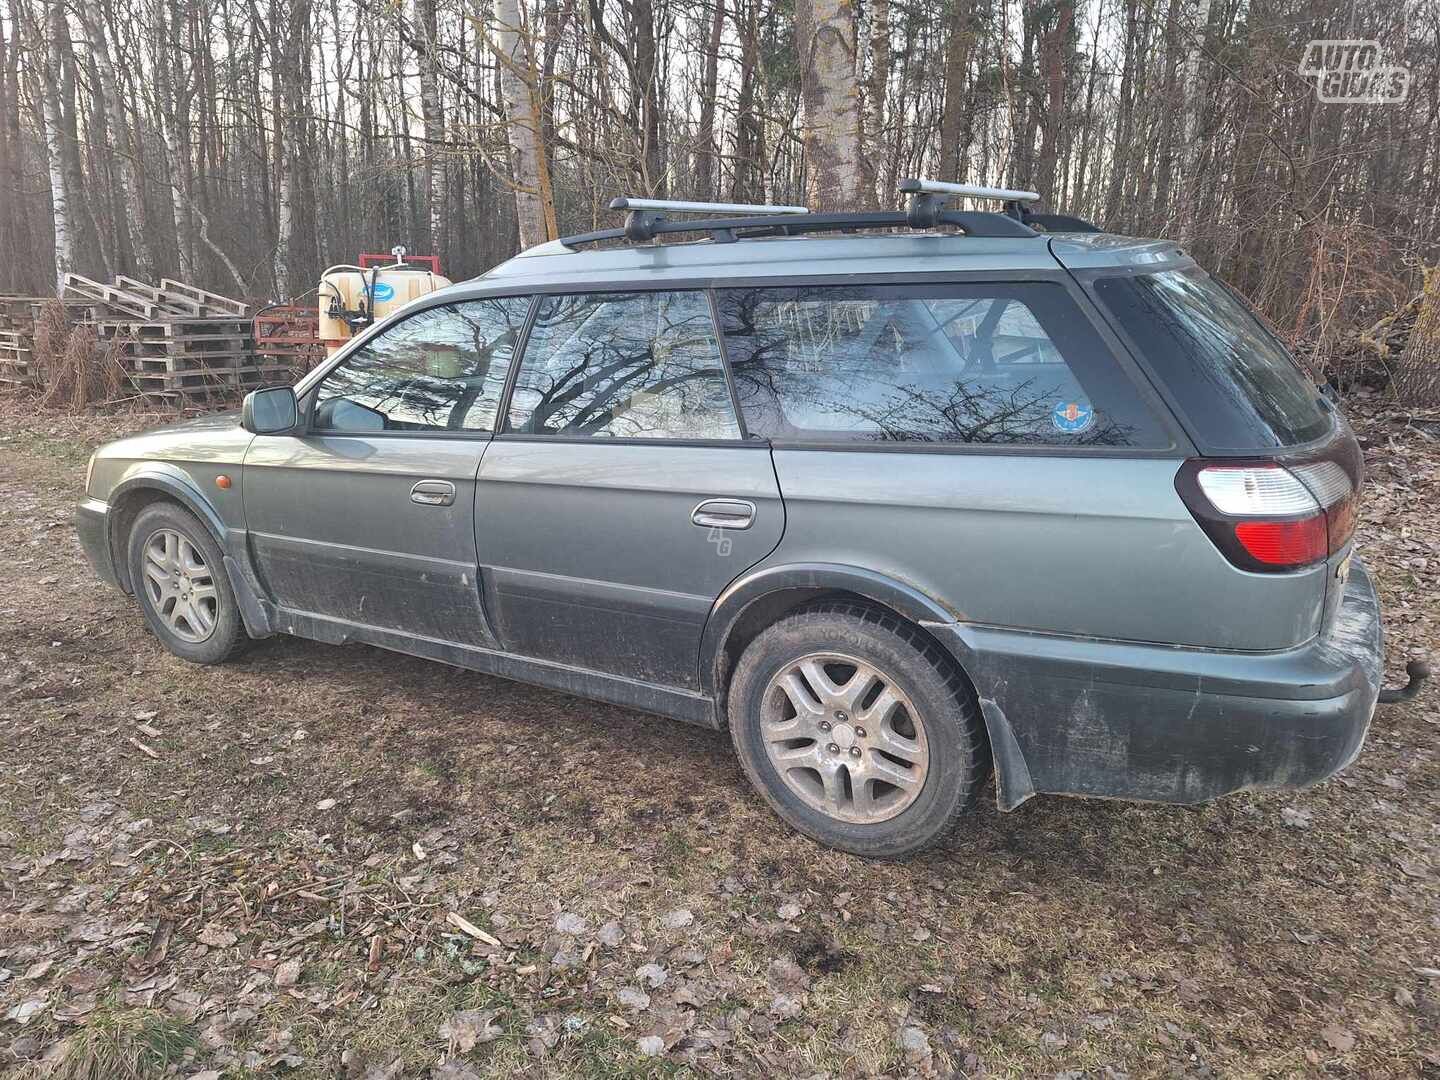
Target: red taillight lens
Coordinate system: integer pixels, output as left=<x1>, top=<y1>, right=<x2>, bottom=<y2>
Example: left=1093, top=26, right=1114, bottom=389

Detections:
left=1177, top=458, right=1359, bottom=573
left=1234, top=517, right=1329, bottom=565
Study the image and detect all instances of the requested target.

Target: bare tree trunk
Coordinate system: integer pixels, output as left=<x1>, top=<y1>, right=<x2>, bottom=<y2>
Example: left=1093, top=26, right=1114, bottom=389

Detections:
left=694, top=0, right=725, bottom=200
left=157, top=0, right=198, bottom=282
left=41, top=0, right=74, bottom=293
left=1034, top=0, right=1073, bottom=205
left=76, top=2, right=148, bottom=277
left=731, top=0, right=760, bottom=202
left=414, top=0, right=445, bottom=251
left=795, top=0, right=863, bottom=210
left=492, top=0, right=557, bottom=247
left=862, top=0, right=889, bottom=201
left=0, top=18, right=15, bottom=293
left=1103, top=0, right=1140, bottom=226
left=937, top=0, right=977, bottom=182
left=631, top=0, right=663, bottom=193
left=1178, top=0, right=1214, bottom=241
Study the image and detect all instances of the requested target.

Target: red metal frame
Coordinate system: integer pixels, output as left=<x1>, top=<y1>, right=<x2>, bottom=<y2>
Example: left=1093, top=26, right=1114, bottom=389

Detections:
left=358, top=253, right=442, bottom=273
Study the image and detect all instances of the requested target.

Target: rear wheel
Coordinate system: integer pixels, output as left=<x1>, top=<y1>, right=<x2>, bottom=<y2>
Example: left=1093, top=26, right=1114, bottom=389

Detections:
left=126, top=502, right=247, bottom=665
left=728, top=603, right=988, bottom=858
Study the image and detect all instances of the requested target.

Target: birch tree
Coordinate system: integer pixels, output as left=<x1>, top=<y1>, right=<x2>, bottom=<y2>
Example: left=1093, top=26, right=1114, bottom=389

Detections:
left=414, top=0, right=445, bottom=251
left=41, top=0, right=73, bottom=293
left=490, top=0, right=556, bottom=248
left=795, top=0, right=864, bottom=211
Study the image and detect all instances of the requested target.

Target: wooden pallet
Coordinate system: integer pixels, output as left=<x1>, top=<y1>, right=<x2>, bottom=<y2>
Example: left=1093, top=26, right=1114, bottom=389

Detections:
left=8, top=279, right=263, bottom=402
left=62, top=274, right=249, bottom=322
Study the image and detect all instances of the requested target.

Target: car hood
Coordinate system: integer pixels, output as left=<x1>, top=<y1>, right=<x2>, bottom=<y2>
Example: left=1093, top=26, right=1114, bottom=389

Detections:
left=130, top=409, right=243, bottom=437
left=93, top=409, right=253, bottom=468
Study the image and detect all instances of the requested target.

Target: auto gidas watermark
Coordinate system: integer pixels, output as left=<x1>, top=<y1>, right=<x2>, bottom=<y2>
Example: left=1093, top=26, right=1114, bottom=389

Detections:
left=1299, top=39, right=1411, bottom=104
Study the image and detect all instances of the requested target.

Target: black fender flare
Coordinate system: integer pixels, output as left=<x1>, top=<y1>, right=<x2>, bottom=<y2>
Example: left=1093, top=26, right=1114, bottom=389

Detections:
left=105, top=469, right=276, bottom=638
left=110, top=467, right=230, bottom=549
left=697, top=562, right=962, bottom=697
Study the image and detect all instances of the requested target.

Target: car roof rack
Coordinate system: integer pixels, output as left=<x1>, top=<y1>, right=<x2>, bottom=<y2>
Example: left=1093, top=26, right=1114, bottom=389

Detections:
left=897, top=178, right=1103, bottom=233
left=550, top=179, right=1109, bottom=251
left=609, top=197, right=808, bottom=244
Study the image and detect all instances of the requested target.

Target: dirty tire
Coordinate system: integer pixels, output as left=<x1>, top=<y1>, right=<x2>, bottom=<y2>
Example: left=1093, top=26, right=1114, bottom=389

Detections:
left=728, top=603, right=988, bottom=859
left=126, top=501, right=247, bottom=665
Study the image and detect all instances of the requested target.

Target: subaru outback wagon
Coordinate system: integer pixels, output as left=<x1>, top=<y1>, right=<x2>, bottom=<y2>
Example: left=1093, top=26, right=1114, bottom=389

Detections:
left=76, top=183, right=1407, bottom=858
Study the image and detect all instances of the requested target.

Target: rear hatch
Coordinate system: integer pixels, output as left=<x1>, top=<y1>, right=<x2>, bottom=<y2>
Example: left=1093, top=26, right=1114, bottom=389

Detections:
left=1076, top=260, right=1362, bottom=644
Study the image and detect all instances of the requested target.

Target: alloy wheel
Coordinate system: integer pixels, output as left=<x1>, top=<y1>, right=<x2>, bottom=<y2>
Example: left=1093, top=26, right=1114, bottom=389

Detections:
left=140, top=528, right=218, bottom=643
left=760, top=652, right=929, bottom=824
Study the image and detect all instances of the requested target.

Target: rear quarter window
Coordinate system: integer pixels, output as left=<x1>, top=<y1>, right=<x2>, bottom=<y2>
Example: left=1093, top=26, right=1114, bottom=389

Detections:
left=715, top=282, right=1169, bottom=448
left=1093, top=269, right=1333, bottom=451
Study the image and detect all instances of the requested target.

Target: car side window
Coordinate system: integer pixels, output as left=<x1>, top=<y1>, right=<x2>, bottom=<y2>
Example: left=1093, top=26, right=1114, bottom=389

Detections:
left=505, top=290, right=740, bottom=440
left=716, top=283, right=1168, bottom=447
left=313, top=297, right=531, bottom=433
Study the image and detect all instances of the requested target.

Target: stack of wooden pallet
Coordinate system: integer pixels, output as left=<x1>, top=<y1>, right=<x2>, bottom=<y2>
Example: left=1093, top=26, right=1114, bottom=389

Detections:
left=0, top=297, right=37, bottom=386
left=59, top=274, right=282, bottom=401
left=0, top=296, right=87, bottom=386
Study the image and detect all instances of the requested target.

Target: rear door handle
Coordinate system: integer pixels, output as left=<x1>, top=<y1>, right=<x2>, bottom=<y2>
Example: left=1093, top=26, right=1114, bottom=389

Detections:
left=692, top=498, right=756, bottom=530
left=410, top=479, right=456, bottom=507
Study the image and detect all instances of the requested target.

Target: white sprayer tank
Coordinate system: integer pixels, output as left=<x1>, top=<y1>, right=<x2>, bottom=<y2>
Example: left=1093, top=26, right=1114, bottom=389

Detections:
left=318, top=261, right=452, bottom=353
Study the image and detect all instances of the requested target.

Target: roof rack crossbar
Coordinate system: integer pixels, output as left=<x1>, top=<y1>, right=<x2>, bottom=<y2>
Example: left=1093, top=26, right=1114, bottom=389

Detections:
left=609, top=196, right=808, bottom=243
left=899, top=178, right=1043, bottom=228
left=557, top=208, right=1037, bottom=250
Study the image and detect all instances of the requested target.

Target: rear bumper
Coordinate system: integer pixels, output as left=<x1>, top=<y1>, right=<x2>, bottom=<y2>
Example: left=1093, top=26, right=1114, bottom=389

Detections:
left=76, top=497, right=123, bottom=591
left=929, top=559, right=1384, bottom=809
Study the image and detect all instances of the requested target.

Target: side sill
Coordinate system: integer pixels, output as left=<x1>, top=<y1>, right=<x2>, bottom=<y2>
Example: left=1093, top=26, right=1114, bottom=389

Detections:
left=273, top=607, right=720, bottom=729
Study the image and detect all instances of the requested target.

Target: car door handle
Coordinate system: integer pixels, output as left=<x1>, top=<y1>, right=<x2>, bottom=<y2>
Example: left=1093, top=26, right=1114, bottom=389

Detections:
left=410, top=480, right=456, bottom=507
left=692, top=499, right=756, bottom=530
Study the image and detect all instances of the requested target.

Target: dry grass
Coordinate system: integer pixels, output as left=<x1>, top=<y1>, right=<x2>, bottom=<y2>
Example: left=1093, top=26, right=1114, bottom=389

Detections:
left=0, top=394, right=1436, bottom=1078
left=15, top=1005, right=197, bottom=1080
left=28, top=304, right=133, bottom=413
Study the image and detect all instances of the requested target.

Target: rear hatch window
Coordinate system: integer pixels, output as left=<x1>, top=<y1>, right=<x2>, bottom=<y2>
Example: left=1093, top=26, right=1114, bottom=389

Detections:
left=1093, top=268, right=1333, bottom=451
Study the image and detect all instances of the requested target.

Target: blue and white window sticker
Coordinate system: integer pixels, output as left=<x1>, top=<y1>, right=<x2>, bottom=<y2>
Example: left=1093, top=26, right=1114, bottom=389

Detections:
left=1052, top=399, right=1095, bottom=434
left=369, top=281, right=396, bottom=303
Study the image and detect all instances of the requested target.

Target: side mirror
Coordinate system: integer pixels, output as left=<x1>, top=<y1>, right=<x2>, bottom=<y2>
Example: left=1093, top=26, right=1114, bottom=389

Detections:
left=241, top=386, right=299, bottom=435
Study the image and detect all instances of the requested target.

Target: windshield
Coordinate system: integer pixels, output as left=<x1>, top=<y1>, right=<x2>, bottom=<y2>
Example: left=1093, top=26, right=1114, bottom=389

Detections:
left=1094, top=268, right=1332, bottom=450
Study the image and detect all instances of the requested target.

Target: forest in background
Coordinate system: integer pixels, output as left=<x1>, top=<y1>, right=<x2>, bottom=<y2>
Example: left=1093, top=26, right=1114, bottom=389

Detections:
left=0, top=0, right=1437, bottom=381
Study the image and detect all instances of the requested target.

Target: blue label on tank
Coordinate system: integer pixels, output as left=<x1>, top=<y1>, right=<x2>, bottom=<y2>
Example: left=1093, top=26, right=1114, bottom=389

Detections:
left=1052, top=400, right=1095, bottom=434
left=369, top=282, right=396, bottom=302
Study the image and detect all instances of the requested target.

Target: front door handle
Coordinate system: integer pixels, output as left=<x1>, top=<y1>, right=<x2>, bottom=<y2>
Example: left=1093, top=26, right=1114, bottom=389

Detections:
left=410, top=479, right=456, bottom=507
left=692, top=498, right=756, bottom=530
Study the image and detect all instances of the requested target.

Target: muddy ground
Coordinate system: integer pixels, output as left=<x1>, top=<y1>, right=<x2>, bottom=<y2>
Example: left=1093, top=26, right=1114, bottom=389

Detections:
left=0, top=395, right=1437, bottom=1079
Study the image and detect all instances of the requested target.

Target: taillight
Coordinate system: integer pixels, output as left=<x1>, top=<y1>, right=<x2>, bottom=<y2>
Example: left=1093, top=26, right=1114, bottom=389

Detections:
left=1177, top=459, right=1357, bottom=573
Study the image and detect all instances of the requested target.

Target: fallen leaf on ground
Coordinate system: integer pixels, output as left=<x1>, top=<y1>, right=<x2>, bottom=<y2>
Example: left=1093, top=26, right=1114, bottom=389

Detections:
left=1281, top=806, right=1313, bottom=828
left=555, top=912, right=587, bottom=934
left=1321, top=1025, right=1356, bottom=1053
left=274, top=959, right=301, bottom=987
left=616, top=987, right=650, bottom=1011
left=636, top=963, right=667, bottom=988
left=5, top=999, right=46, bottom=1025
left=439, top=1008, right=503, bottom=1053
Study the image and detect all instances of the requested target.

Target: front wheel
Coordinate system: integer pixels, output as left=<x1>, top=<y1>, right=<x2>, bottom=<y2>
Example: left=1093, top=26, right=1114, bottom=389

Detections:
left=728, top=604, right=988, bottom=858
left=126, top=502, right=247, bottom=665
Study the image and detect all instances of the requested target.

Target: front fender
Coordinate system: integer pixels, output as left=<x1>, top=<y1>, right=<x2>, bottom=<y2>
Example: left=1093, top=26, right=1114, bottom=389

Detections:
left=697, top=561, right=962, bottom=697
left=103, top=468, right=275, bottom=639
left=110, top=466, right=231, bottom=545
